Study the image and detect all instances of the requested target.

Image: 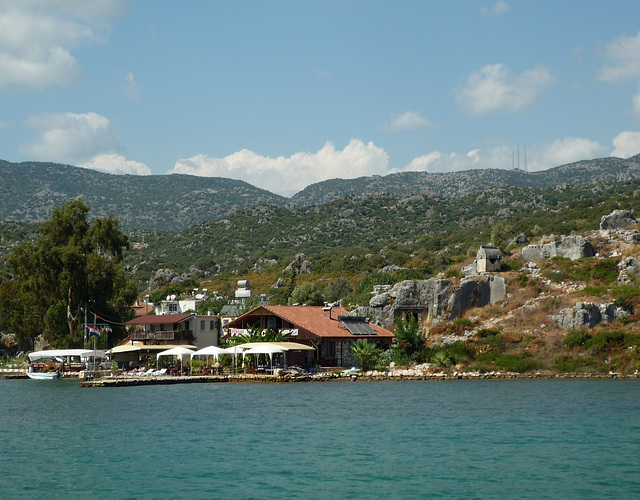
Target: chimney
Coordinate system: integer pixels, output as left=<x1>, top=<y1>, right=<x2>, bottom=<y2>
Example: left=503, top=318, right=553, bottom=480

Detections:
left=323, top=305, right=332, bottom=320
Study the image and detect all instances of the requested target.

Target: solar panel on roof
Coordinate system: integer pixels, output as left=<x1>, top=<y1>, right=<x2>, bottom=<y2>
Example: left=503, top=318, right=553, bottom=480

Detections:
left=338, top=315, right=377, bottom=335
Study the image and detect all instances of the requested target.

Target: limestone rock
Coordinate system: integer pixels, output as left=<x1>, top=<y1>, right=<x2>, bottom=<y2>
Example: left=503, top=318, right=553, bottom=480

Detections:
left=284, top=253, right=314, bottom=274
left=600, top=209, right=636, bottom=230
left=553, top=302, right=628, bottom=330
left=521, top=235, right=595, bottom=261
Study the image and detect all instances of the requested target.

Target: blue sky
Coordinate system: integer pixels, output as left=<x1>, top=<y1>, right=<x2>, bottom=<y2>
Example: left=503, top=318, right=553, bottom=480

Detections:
left=1, top=1, right=640, bottom=196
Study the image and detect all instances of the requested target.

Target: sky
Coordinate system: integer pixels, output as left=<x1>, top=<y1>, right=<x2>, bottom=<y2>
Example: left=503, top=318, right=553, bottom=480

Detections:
left=2, top=1, right=640, bottom=196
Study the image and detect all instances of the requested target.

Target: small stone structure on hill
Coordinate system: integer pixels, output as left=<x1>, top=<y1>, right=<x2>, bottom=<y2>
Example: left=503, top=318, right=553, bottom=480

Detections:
left=476, top=246, right=502, bottom=273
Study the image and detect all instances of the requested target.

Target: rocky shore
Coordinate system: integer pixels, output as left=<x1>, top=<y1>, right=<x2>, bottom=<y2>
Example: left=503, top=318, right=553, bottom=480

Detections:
left=78, top=369, right=640, bottom=387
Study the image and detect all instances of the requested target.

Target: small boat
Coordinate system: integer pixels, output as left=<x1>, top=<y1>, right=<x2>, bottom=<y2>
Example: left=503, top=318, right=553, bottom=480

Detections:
left=27, top=370, right=61, bottom=380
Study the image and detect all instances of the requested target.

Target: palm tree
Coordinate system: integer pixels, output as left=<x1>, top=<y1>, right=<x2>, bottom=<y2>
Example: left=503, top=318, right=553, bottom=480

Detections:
left=350, top=340, right=380, bottom=371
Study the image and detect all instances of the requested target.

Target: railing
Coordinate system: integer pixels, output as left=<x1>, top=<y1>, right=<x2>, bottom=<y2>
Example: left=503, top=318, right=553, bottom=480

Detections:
left=131, top=330, right=193, bottom=343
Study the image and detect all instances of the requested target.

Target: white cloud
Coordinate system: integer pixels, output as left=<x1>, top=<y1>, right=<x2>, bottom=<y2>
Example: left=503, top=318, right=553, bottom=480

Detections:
left=382, top=111, right=435, bottom=133
left=122, top=72, right=141, bottom=100
left=633, top=83, right=640, bottom=116
left=396, top=138, right=607, bottom=174
left=170, top=139, right=389, bottom=194
left=456, top=63, right=555, bottom=115
left=0, top=0, right=127, bottom=91
left=481, top=1, right=510, bottom=17
left=611, top=131, right=640, bottom=158
left=598, top=31, right=640, bottom=83
left=80, top=153, right=151, bottom=175
left=534, top=137, right=608, bottom=169
left=22, top=112, right=122, bottom=164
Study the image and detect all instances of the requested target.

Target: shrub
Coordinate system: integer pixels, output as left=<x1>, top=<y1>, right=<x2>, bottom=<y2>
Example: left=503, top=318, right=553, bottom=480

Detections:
left=580, top=285, right=609, bottom=296
left=477, top=328, right=501, bottom=338
left=585, top=330, right=625, bottom=353
left=452, top=317, right=473, bottom=327
left=544, top=270, right=568, bottom=283
left=495, top=354, right=543, bottom=373
left=501, top=259, right=524, bottom=272
left=562, top=329, right=591, bottom=348
left=592, top=259, right=619, bottom=283
left=445, top=267, right=462, bottom=278
left=554, top=355, right=602, bottom=373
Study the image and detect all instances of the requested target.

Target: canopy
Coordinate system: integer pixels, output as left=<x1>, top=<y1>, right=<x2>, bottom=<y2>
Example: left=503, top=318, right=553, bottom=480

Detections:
left=28, top=349, right=106, bottom=361
left=242, top=344, right=283, bottom=372
left=191, top=346, right=226, bottom=359
left=243, top=345, right=283, bottom=356
left=237, top=341, right=314, bottom=352
left=156, top=346, right=196, bottom=373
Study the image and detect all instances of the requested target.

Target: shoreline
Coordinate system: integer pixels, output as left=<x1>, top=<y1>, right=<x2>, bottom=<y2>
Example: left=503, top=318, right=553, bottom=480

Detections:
left=76, top=370, right=640, bottom=387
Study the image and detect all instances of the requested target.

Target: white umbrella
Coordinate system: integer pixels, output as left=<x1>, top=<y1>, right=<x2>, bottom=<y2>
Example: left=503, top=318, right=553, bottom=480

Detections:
left=156, top=346, right=195, bottom=374
left=243, top=344, right=283, bottom=372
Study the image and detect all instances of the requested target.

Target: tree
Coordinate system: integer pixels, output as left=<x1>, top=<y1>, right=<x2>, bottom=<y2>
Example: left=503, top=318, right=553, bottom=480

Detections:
left=394, top=315, right=425, bottom=358
left=4, top=200, right=136, bottom=348
left=350, top=340, right=380, bottom=371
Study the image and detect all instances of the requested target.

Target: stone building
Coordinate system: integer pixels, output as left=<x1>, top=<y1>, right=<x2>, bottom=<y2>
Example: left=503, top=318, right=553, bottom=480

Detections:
left=476, top=246, right=502, bottom=273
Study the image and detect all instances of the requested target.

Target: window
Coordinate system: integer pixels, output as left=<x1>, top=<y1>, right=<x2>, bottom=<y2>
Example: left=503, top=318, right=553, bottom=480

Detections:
left=210, top=320, right=215, bottom=330
left=169, top=303, right=178, bottom=312
left=326, top=342, right=336, bottom=358
left=200, top=320, right=205, bottom=330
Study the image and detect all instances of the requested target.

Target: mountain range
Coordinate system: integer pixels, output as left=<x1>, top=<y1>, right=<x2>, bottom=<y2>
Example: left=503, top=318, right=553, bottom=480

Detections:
left=1, top=155, right=640, bottom=230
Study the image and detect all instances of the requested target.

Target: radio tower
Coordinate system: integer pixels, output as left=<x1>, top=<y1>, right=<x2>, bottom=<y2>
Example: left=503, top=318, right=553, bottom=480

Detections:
left=523, top=141, right=528, bottom=172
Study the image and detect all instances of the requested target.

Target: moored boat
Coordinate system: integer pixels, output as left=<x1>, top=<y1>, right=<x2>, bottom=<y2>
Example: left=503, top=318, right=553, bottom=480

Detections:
left=27, top=370, right=61, bottom=380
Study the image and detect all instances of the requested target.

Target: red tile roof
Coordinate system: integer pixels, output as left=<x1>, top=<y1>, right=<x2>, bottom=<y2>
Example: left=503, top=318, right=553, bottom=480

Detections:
left=126, top=313, right=195, bottom=325
left=225, top=305, right=394, bottom=339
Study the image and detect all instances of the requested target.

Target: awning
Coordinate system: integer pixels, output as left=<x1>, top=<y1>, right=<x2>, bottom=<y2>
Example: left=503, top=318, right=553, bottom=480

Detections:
left=28, top=349, right=106, bottom=361
left=235, top=342, right=315, bottom=351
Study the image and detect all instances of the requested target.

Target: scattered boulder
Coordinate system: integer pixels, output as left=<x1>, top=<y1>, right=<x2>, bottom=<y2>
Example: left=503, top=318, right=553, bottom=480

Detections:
left=553, top=302, right=628, bottom=330
left=284, top=253, right=314, bottom=274
left=600, top=210, right=636, bottom=230
left=521, top=235, right=595, bottom=261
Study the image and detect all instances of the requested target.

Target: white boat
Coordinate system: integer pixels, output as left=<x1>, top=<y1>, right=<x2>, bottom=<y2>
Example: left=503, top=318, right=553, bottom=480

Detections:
left=27, top=370, right=61, bottom=380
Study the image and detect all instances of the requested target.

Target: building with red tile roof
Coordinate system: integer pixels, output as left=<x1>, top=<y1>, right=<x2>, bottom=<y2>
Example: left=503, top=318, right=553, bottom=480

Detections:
left=223, top=305, right=394, bottom=367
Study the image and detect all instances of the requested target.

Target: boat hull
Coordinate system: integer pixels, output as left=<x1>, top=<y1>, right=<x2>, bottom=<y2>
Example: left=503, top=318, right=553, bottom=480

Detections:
left=27, top=371, right=61, bottom=380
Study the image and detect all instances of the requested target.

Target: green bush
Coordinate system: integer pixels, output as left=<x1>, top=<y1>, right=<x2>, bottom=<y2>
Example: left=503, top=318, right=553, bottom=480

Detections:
left=501, top=259, right=524, bottom=272
left=554, top=355, right=602, bottom=373
left=592, top=259, right=619, bottom=283
left=544, top=270, right=568, bottom=283
left=562, top=329, right=591, bottom=348
left=585, top=330, right=625, bottom=352
left=476, top=328, right=501, bottom=338
left=495, top=354, right=543, bottom=373
left=580, top=285, right=609, bottom=296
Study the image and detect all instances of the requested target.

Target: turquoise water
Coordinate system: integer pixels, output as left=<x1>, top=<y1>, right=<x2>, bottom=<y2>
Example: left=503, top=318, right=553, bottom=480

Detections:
left=1, top=379, right=639, bottom=499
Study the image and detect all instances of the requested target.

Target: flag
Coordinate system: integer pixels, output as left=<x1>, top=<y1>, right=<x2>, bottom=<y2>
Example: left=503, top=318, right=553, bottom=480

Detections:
left=87, top=326, right=101, bottom=338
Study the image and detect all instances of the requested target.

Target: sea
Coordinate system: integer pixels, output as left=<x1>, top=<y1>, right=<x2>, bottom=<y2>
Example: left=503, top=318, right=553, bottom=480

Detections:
left=1, top=378, right=639, bottom=499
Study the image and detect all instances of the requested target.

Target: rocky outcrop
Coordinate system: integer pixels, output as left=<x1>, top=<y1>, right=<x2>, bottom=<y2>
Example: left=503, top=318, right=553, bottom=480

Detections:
left=553, top=302, right=627, bottom=330
left=521, top=235, right=595, bottom=261
left=600, top=209, right=636, bottom=230
left=284, top=253, right=314, bottom=274
left=355, top=276, right=506, bottom=328
left=618, top=257, right=640, bottom=283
